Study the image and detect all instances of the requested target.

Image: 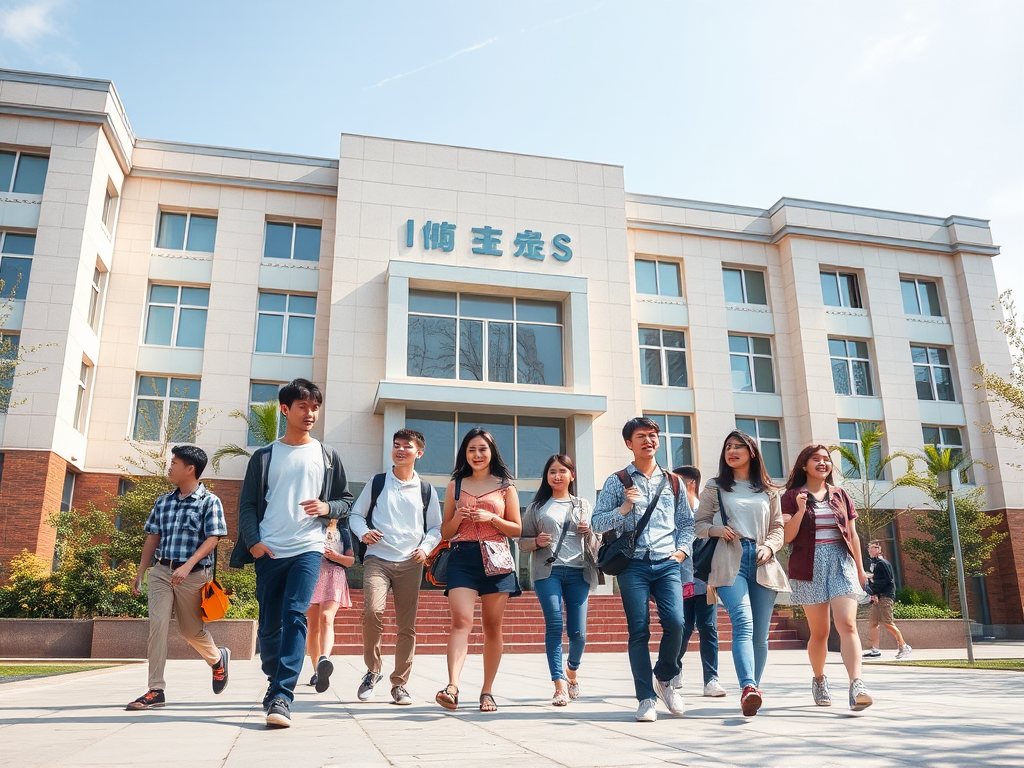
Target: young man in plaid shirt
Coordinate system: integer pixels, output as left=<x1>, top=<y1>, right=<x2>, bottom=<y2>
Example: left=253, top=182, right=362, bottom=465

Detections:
left=127, top=445, right=230, bottom=710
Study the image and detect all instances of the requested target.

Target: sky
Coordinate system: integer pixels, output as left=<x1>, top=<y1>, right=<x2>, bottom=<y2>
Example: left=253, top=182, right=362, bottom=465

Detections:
left=1, top=0, right=1022, bottom=298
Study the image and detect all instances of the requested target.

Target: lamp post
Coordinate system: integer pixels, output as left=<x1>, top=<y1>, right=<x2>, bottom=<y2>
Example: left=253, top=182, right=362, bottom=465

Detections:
left=936, top=469, right=975, bottom=664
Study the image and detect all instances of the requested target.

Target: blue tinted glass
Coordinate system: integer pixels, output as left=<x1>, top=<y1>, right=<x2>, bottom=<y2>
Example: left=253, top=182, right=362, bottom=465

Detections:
left=409, top=289, right=456, bottom=315
left=255, top=313, right=284, bottom=353
left=251, top=383, right=280, bottom=402
left=517, top=324, right=563, bottom=385
left=516, top=299, right=561, bottom=324
left=668, top=415, right=690, bottom=435
left=900, top=280, right=920, bottom=314
left=150, top=284, right=179, bottom=304
left=407, top=316, right=456, bottom=378
left=175, top=308, right=207, bottom=348
left=645, top=413, right=667, bottom=432
left=286, top=315, right=315, bottom=356
left=758, top=419, right=781, bottom=439
left=728, top=335, right=748, bottom=353
left=185, top=215, right=217, bottom=252
left=460, top=294, right=513, bottom=320
left=722, top=269, right=744, bottom=303
left=264, top=222, right=293, bottom=259
left=0, top=152, right=15, bottom=191
left=405, top=411, right=456, bottom=475
left=12, top=155, right=48, bottom=194
left=1, top=233, right=35, bottom=255
left=0, top=257, right=32, bottom=299
left=145, top=305, right=174, bottom=345
left=258, top=292, right=287, bottom=312
left=820, top=272, right=841, bottom=307
left=517, top=417, right=565, bottom=478
left=487, top=322, right=514, bottom=383
left=288, top=295, right=316, bottom=315
left=157, top=213, right=187, bottom=250
left=635, top=260, right=658, bottom=295
left=133, top=399, right=163, bottom=441
left=458, top=413, right=514, bottom=472
left=730, top=356, right=752, bottom=391
left=180, top=287, right=209, bottom=307
left=168, top=400, right=199, bottom=442
left=293, top=225, right=321, bottom=261
left=657, top=262, right=681, bottom=297
left=169, top=378, right=200, bottom=398
left=138, top=376, right=167, bottom=397
left=459, top=319, right=483, bottom=381
left=735, top=417, right=757, bottom=436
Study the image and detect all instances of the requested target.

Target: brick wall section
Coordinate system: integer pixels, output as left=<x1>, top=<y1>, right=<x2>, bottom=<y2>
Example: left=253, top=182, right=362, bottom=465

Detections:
left=206, top=478, right=242, bottom=545
left=72, top=472, right=122, bottom=515
left=0, top=450, right=68, bottom=567
left=983, top=509, right=1024, bottom=626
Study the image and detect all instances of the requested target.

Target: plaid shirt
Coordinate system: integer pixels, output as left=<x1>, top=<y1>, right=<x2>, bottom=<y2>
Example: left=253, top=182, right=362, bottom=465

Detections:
left=144, top=483, right=228, bottom=565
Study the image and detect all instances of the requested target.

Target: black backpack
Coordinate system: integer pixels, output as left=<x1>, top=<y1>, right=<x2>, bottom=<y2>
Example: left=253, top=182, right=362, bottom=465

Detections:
left=355, top=473, right=433, bottom=562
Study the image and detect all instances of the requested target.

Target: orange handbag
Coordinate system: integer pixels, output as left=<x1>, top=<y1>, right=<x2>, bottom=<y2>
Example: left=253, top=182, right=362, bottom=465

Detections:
left=200, top=549, right=230, bottom=622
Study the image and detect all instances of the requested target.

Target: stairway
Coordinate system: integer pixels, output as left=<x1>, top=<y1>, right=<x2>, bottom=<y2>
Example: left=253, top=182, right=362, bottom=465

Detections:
left=331, top=590, right=806, bottom=655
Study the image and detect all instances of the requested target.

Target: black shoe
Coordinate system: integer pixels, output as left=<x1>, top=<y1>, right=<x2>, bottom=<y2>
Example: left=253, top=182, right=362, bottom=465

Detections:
left=212, top=647, right=229, bottom=694
left=126, top=689, right=165, bottom=710
left=315, top=656, right=334, bottom=694
left=309, top=674, right=318, bottom=687
left=262, top=692, right=273, bottom=713
left=265, top=697, right=291, bottom=728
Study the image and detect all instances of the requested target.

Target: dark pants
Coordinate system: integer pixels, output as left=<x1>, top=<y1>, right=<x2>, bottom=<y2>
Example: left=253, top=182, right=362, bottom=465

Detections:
left=254, top=551, right=321, bottom=703
left=616, top=555, right=685, bottom=701
left=676, top=593, right=719, bottom=685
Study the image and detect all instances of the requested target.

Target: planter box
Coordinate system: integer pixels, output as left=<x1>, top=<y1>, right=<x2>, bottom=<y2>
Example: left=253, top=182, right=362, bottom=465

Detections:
left=91, top=618, right=257, bottom=660
left=0, top=618, right=93, bottom=658
left=787, top=618, right=975, bottom=651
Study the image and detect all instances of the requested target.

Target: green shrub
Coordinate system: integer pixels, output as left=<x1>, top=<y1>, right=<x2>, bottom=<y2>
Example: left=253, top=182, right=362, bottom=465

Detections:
left=892, top=601, right=959, bottom=619
left=895, top=587, right=948, bottom=609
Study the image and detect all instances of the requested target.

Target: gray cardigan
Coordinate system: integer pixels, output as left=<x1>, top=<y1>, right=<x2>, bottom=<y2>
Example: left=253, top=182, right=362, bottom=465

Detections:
left=518, top=496, right=601, bottom=589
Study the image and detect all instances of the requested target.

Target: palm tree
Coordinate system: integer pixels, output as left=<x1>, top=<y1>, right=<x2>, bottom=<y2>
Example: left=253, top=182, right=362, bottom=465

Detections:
left=211, top=400, right=280, bottom=473
left=830, top=423, right=925, bottom=541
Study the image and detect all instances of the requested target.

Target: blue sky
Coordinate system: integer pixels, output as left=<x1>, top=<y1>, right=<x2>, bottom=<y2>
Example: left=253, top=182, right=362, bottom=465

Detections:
left=2, top=0, right=1022, bottom=296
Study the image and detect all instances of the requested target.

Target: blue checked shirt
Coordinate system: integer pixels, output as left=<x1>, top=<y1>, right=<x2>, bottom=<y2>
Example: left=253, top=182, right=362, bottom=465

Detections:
left=144, top=483, right=228, bottom=565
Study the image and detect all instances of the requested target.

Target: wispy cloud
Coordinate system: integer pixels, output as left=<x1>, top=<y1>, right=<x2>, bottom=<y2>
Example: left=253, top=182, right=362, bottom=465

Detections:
left=0, top=0, right=61, bottom=47
left=366, top=37, right=498, bottom=89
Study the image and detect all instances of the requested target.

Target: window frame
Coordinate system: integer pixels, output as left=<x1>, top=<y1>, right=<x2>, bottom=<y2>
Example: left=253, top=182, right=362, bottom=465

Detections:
left=837, top=420, right=884, bottom=480
left=729, top=334, right=776, bottom=393
left=820, top=270, right=862, bottom=309
left=722, top=267, right=768, bottom=306
left=0, top=231, right=36, bottom=301
left=901, top=277, right=943, bottom=317
left=143, top=283, right=210, bottom=349
left=155, top=210, right=218, bottom=253
left=101, top=184, right=119, bottom=235
left=922, top=424, right=969, bottom=483
left=0, top=149, right=49, bottom=194
left=132, top=375, right=202, bottom=443
left=638, top=328, right=688, bottom=388
left=254, top=291, right=318, bottom=357
left=73, top=360, right=93, bottom=433
left=644, top=412, right=695, bottom=468
left=88, top=265, right=107, bottom=332
left=735, top=416, right=784, bottom=479
left=263, top=221, right=322, bottom=262
left=634, top=258, right=682, bottom=298
left=829, top=338, right=874, bottom=397
left=911, top=344, right=956, bottom=402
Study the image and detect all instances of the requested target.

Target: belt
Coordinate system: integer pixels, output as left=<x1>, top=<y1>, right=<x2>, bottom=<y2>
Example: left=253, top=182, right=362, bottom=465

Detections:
left=158, top=559, right=207, bottom=573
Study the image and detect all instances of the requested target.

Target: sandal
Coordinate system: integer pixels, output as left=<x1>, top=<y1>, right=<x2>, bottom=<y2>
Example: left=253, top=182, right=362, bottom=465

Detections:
left=435, top=684, right=459, bottom=710
left=567, top=680, right=580, bottom=700
left=552, top=690, right=569, bottom=707
left=479, top=692, right=498, bottom=712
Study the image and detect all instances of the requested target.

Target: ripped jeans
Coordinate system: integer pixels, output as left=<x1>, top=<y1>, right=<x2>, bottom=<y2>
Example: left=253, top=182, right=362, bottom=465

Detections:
left=533, top=566, right=590, bottom=681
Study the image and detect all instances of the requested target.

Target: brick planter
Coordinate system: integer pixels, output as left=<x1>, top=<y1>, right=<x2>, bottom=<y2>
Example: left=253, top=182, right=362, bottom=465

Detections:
left=787, top=618, right=975, bottom=651
left=0, top=618, right=94, bottom=658
left=91, top=618, right=257, bottom=659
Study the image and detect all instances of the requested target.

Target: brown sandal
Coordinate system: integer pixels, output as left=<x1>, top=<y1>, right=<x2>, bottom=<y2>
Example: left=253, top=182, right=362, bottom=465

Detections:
left=479, top=692, right=497, bottom=712
left=436, top=684, right=458, bottom=710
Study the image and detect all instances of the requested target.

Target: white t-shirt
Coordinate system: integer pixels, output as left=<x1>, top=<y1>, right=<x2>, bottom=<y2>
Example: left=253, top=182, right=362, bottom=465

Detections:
left=259, top=439, right=327, bottom=559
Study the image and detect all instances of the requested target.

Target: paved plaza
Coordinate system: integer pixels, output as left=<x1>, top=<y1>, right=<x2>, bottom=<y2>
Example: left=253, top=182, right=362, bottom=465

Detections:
left=1, top=644, right=1022, bottom=768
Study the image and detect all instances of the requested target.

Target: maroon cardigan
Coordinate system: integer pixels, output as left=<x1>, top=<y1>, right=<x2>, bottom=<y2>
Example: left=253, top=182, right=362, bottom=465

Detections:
left=780, top=485, right=858, bottom=581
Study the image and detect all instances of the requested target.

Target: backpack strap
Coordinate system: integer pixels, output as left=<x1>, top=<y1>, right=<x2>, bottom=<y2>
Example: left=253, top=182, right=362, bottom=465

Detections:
left=366, top=473, right=387, bottom=530
left=615, top=468, right=633, bottom=489
left=420, top=480, right=432, bottom=534
left=454, top=476, right=462, bottom=502
left=666, top=471, right=681, bottom=503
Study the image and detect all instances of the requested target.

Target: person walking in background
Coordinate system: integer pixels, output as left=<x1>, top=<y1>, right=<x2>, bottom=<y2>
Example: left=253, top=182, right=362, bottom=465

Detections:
left=695, top=431, right=789, bottom=718
left=670, top=465, right=726, bottom=698
left=304, top=518, right=354, bottom=693
left=519, top=454, right=600, bottom=706
left=863, top=540, right=911, bottom=660
left=782, top=444, right=873, bottom=711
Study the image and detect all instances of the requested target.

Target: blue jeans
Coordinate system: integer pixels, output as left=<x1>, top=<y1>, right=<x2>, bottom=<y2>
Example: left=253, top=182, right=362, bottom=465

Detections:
left=715, top=539, right=778, bottom=690
left=254, top=551, right=321, bottom=703
left=676, top=592, right=719, bottom=685
left=616, top=556, right=685, bottom=701
left=533, top=566, right=590, bottom=681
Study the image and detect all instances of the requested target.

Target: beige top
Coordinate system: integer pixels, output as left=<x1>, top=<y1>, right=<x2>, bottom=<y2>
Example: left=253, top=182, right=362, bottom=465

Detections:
left=695, top=479, right=791, bottom=603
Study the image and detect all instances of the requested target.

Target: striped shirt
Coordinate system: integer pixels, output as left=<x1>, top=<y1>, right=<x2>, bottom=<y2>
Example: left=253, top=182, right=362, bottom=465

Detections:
left=144, top=483, right=228, bottom=565
left=810, top=495, right=842, bottom=544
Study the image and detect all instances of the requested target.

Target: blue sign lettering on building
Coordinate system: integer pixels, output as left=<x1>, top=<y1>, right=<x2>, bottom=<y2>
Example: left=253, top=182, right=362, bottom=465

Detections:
left=404, top=219, right=572, bottom=262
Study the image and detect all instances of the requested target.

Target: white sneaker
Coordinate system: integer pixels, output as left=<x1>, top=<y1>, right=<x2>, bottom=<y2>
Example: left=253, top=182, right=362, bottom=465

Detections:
left=895, top=644, right=912, bottom=659
left=703, top=679, right=727, bottom=697
left=635, top=698, right=658, bottom=722
left=669, top=672, right=683, bottom=689
left=654, top=678, right=686, bottom=715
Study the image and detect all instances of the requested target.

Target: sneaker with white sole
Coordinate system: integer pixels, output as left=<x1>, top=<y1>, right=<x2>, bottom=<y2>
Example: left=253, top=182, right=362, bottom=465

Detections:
left=391, top=685, right=412, bottom=705
left=265, top=697, right=291, bottom=728
left=895, top=644, right=912, bottom=659
left=849, top=678, right=873, bottom=711
left=635, top=698, right=658, bottom=722
left=703, top=679, right=727, bottom=697
left=654, top=678, right=686, bottom=715
left=812, top=675, right=831, bottom=707
left=669, top=672, right=683, bottom=689
left=357, top=671, right=383, bottom=701
left=863, top=648, right=882, bottom=659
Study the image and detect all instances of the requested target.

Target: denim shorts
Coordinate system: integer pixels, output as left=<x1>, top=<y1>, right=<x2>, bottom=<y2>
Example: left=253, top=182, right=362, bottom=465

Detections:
left=444, top=541, right=522, bottom=597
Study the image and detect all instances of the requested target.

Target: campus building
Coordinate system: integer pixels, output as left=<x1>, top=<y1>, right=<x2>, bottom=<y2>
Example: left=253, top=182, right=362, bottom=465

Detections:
left=0, top=68, right=1021, bottom=636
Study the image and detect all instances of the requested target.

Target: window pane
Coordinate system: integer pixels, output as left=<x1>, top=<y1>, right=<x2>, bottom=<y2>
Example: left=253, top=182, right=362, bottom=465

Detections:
left=1, top=233, right=35, bottom=255
left=157, top=213, right=187, bottom=250
left=731, top=355, right=753, bottom=391
left=922, top=426, right=940, bottom=445
left=838, top=421, right=858, bottom=441
left=409, top=289, right=457, bottom=315
left=0, top=256, right=32, bottom=299
left=851, top=341, right=870, bottom=359
left=293, top=225, right=321, bottom=261
left=459, top=319, right=483, bottom=381
left=728, top=335, right=748, bottom=354
left=828, top=338, right=847, bottom=357
left=405, top=411, right=456, bottom=475
left=852, top=360, right=873, bottom=396
left=758, top=419, right=781, bottom=439
left=901, top=280, right=920, bottom=314
left=461, top=294, right=513, bottom=320
left=0, top=152, right=14, bottom=190
left=288, top=295, right=317, bottom=315
left=258, top=292, right=287, bottom=312
left=138, top=376, right=167, bottom=397
left=175, top=308, right=208, bottom=348
left=264, top=223, right=293, bottom=259
left=517, top=324, right=563, bottom=385
left=458, top=413, right=515, bottom=472
left=662, top=330, right=685, bottom=349
left=517, top=416, right=565, bottom=479
left=751, top=337, right=772, bottom=356
left=180, top=287, right=209, bottom=307
left=646, top=413, right=667, bottom=432
left=516, top=299, right=561, bottom=324
left=635, top=260, right=658, bottom=295
left=286, top=315, right=315, bottom=356
left=407, top=315, right=456, bottom=378
left=638, top=328, right=661, bottom=346
left=838, top=274, right=857, bottom=308
left=250, top=382, right=280, bottom=402
left=753, top=356, right=775, bottom=393
left=657, top=262, right=681, bottom=297
left=144, top=305, right=174, bottom=345
left=668, top=414, right=691, bottom=434
left=167, top=400, right=199, bottom=442
left=914, top=366, right=934, bottom=400
left=665, top=350, right=687, bottom=387
left=831, top=358, right=852, bottom=395
left=169, top=378, right=200, bottom=399
left=641, top=348, right=663, bottom=386
left=929, top=347, right=949, bottom=366
left=722, top=269, right=744, bottom=303
left=672, top=436, right=693, bottom=468
left=654, top=443, right=668, bottom=467
left=133, top=399, right=163, bottom=441
left=12, top=154, right=48, bottom=194
left=910, top=345, right=928, bottom=364
left=487, top=322, right=514, bottom=383
left=761, top=441, right=784, bottom=478
left=185, top=215, right=217, bottom=252
left=744, top=270, right=767, bottom=305
left=149, top=284, right=178, bottom=304
left=820, top=272, right=841, bottom=307
left=933, top=367, right=954, bottom=401
left=920, top=281, right=941, bottom=316
left=736, top=417, right=757, bottom=436
left=255, top=313, right=285, bottom=353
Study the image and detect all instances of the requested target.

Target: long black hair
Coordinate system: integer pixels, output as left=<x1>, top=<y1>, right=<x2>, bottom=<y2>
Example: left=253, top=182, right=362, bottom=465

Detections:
left=532, top=454, right=578, bottom=507
left=714, top=430, right=775, bottom=493
left=786, top=444, right=835, bottom=490
left=451, top=427, right=514, bottom=482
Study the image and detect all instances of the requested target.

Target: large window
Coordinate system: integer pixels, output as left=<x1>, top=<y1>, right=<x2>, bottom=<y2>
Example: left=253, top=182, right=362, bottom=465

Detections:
left=133, top=376, right=201, bottom=442
left=255, top=293, right=316, bottom=356
left=88, top=265, right=107, bottom=331
left=0, top=150, right=48, bottom=194
left=156, top=211, right=218, bottom=252
left=820, top=270, right=862, bottom=308
left=407, top=290, right=564, bottom=386
left=144, top=285, right=210, bottom=348
left=639, top=328, right=687, bottom=387
left=911, top=345, right=955, bottom=401
left=248, top=381, right=286, bottom=446
left=635, top=259, right=682, bottom=297
left=901, top=278, right=942, bottom=317
left=735, top=417, right=784, bottom=479
left=838, top=421, right=882, bottom=479
left=0, top=232, right=35, bottom=300
left=404, top=410, right=565, bottom=479
left=723, top=268, right=767, bottom=305
left=829, top=338, right=873, bottom=396
left=0, top=333, right=18, bottom=412
left=923, top=425, right=968, bottom=483
left=264, top=221, right=322, bottom=261
left=73, top=360, right=93, bottom=433
left=729, top=334, right=775, bottom=393
left=645, top=413, right=693, bottom=468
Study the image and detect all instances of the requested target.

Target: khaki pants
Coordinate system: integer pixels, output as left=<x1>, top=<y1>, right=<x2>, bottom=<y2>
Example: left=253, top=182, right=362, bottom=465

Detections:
left=147, top=562, right=222, bottom=691
left=362, top=556, right=424, bottom=686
